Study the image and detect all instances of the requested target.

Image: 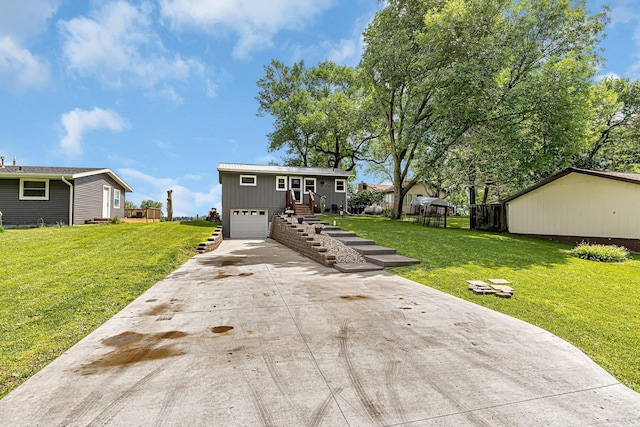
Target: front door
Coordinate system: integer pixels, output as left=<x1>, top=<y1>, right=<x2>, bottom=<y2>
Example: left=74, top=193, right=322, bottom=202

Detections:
left=102, top=185, right=111, bottom=218
left=289, top=177, right=303, bottom=203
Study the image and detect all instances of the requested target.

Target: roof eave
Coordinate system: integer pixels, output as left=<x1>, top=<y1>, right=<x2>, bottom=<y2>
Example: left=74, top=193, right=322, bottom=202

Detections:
left=502, top=167, right=640, bottom=204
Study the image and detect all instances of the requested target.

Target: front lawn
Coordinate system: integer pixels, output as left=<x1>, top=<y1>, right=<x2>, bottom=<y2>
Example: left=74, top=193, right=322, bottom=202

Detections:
left=0, top=221, right=215, bottom=398
left=322, top=214, right=640, bottom=393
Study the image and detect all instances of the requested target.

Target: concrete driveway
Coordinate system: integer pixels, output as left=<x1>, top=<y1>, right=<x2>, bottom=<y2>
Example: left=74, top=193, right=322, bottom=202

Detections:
left=1, top=239, right=639, bottom=426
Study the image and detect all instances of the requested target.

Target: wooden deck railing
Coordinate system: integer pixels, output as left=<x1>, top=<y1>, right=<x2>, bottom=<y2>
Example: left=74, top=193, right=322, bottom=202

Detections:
left=124, top=208, right=162, bottom=222
left=285, top=189, right=318, bottom=214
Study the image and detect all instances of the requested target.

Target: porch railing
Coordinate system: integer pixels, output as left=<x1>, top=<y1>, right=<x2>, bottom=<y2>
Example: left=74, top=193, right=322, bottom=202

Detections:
left=285, top=189, right=319, bottom=214
left=125, top=208, right=162, bottom=221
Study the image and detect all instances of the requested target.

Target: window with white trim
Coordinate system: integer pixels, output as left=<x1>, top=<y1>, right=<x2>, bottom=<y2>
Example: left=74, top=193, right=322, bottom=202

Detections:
left=335, top=179, right=346, bottom=193
left=19, top=179, right=49, bottom=200
left=240, top=175, right=257, bottom=186
left=114, top=189, right=121, bottom=209
left=304, top=178, right=316, bottom=193
left=276, top=176, right=287, bottom=191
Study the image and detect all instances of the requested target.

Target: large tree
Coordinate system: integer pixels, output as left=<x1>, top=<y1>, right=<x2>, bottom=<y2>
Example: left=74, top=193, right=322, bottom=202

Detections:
left=360, top=0, right=606, bottom=217
left=256, top=60, right=382, bottom=171
left=576, top=77, right=640, bottom=171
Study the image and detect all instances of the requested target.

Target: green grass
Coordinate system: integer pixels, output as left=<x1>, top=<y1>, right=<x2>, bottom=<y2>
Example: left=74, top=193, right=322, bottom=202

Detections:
left=322, top=214, right=640, bottom=393
left=0, top=221, right=216, bottom=397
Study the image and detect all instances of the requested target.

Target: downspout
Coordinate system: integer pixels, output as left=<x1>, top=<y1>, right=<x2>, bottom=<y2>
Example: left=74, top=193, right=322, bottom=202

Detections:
left=61, top=176, right=73, bottom=226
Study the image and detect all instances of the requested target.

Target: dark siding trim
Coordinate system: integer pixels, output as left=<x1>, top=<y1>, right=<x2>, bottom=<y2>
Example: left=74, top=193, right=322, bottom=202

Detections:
left=220, top=171, right=348, bottom=238
left=0, top=179, right=70, bottom=225
left=74, top=174, right=126, bottom=224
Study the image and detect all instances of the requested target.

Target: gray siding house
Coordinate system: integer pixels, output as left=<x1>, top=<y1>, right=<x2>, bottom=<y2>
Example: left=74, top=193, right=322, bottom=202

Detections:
left=0, top=165, right=133, bottom=226
left=217, top=163, right=352, bottom=238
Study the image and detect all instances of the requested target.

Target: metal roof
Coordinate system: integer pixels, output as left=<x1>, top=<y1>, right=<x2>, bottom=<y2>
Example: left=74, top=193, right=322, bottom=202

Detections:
left=0, top=166, right=134, bottom=192
left=502, top=167, right=640, bottom=203
left=217, top=162, right=353, bottom=177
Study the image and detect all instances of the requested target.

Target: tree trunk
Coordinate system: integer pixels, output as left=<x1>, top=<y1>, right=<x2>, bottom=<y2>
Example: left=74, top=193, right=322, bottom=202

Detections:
left=393, top=177, right=404, bottom=219
left=482, top=185, right=490, bottom=204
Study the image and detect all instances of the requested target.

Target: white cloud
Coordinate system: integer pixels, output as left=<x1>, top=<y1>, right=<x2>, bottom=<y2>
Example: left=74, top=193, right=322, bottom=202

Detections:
left=289, top=4, right=375, bottom=66
left=59, top=1, right=205, bottom=91
left=0, top=0, right=58, bottom=91
left=206, top=79, right=218, bottom=98
left=154, top=86, right=184, bottom=104
left=0, top=37, right=50, bottom=91
left=596, top=72, right=621, bottom=81
left=159, top=0, right=334, bottom=59
left=326, top=39, right=357, bottom=64
left=59, top=108, right=127, bottom=157
left=0, top=0, right=59, bottom=41
left=119, top=168, right=221, bottom=216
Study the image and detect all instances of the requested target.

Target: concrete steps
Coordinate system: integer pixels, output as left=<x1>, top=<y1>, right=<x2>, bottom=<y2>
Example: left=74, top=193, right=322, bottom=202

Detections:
left=350, top=245, right=398, bottom=255
left=334, top=236, right=376, bottom=246
left=364, top=254, right=421, bottom=268
left=324, top=225, right=421, bottom=272
left=333, top=262, right=384, bottom=273
left=324, top=230, right=357, bottom=238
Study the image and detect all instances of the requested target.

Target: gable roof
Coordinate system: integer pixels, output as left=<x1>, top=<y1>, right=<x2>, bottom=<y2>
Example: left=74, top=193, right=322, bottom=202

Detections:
left=365, top=183, right=394, bottom=193
left=0, top=166, right=133, bottom=192
left=502, top=167, right=640, bottom=203
left=217, top=163, right=353, bottom=179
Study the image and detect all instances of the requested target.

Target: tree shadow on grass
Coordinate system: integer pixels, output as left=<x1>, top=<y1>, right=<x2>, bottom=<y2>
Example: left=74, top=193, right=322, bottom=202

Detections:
left=333, top=215, right=574, bottom=271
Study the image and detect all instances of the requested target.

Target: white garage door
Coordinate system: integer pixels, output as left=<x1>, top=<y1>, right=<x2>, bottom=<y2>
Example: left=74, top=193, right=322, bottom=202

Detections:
left=230, top=209, right=269, bottom=238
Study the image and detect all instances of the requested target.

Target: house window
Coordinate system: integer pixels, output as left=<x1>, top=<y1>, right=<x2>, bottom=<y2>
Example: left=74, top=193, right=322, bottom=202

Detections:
left=114, top=189, right=121, bottom=209
left=335, top=179, right=346, bottom=193
left=240, top=175, right=257, bottom=186
left=19, top=179, right=49, bottom=200
left=276, top=176, right=287, bottom=191
left=304, top=178, right=316, bottom=193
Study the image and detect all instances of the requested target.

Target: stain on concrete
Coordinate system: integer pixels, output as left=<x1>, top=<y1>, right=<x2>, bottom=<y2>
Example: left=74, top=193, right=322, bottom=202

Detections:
left=143, top=303, right=170, bottom=316
left=340, top=295, right=370, bottom=300
left=78, top=331, right=188, bottom=375
left=211, top=326, right=234, bottom=334
left=200, top=258, right=244, bottom=267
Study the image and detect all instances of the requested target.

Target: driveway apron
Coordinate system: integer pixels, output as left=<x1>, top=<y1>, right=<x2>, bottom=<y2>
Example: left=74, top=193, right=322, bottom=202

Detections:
left=1, top=239, right=639, bottom=426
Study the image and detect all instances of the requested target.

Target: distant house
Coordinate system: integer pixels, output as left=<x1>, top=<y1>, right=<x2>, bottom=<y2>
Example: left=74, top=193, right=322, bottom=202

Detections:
left=0, top=163, right=133, bottom=226
left=217, top=163, right=352, bottom=238
left=358, top=182, right=444, bottom=214
left=503, top=168, right=640, bottom=251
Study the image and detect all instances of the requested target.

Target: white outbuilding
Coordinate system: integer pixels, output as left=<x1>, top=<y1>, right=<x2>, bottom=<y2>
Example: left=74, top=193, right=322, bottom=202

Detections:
left=503, top=168, right=640, bottom=251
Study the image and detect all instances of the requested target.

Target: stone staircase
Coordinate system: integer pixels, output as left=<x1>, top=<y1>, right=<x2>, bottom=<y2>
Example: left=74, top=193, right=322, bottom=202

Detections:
left=292, top=203, right=313, bottom=216
left=322, top=226, right=420, bottom=273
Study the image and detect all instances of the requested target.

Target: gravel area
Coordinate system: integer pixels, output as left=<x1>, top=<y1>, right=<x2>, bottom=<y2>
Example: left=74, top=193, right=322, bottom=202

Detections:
left=294, top=220, right=365, bottom=264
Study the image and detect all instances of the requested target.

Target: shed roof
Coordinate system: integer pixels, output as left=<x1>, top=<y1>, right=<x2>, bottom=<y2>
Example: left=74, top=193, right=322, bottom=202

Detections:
left=502, top=168, right=640, bottom=204
left=365, top=183, right=394, bottom=193
left=217, top=163, right=353, bottom=178
left=0, top=166, right=133, bottom=192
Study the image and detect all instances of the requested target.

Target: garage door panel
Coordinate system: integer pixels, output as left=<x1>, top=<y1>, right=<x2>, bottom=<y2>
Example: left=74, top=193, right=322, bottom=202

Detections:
left=230, top=209, right=269, bottom=238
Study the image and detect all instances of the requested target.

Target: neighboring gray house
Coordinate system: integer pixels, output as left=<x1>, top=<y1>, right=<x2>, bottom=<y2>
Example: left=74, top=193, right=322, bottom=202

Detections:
left=0, top=164, right=133, bottom=226
left=217, top=163, right=352, bottom=238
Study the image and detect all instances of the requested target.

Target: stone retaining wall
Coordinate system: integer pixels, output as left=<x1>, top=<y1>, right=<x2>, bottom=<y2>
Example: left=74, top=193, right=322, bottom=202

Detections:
left=197, top=225, right=223, bottom=254
left=270, top=215, right=336, bottom=267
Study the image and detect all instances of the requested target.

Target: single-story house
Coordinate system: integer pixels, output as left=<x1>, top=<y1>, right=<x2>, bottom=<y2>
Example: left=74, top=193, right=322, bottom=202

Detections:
left=0, top=163, right=133, bottom=226
left=217, top=163, right=352, bottom=238
left=358, top=182, right=445, bottom=214
left=502, top=167, right=640, bottom=251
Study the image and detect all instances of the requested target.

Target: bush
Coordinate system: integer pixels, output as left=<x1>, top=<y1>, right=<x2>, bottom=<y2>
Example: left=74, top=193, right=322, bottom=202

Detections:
left=570, top=242, right=630, bottom=263
left=0, top=226, right=4, bottom=233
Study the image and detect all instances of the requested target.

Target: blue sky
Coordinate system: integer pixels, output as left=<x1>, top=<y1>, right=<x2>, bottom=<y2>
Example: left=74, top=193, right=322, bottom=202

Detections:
left=0, top=0, right=637, bottom=216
